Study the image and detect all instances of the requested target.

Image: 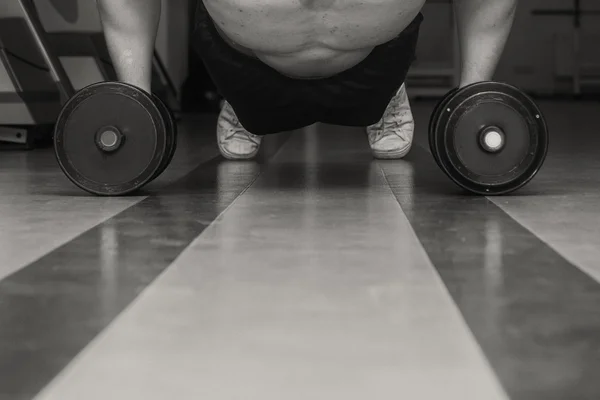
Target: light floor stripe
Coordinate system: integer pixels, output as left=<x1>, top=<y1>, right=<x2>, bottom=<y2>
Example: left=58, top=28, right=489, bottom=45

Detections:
left=33, top=126, right=508, bottom=400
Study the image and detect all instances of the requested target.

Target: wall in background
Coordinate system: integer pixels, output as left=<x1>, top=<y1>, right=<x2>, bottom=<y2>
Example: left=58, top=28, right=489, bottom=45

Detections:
left=417, top=0, right=600, bottom=95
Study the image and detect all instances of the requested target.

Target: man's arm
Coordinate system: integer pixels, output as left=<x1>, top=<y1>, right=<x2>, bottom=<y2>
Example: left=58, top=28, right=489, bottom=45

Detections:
left=96, top=0, right=162, bottom=93
left=453, top=0, right=518, bottom=87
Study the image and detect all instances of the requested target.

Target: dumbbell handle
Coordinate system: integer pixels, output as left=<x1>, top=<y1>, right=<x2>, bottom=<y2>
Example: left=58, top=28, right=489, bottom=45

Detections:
left=17, top=0, right=76, bottom=103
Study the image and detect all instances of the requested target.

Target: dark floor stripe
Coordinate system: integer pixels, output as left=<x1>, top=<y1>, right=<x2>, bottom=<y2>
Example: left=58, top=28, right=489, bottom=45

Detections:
left=379, top=146, right=600, bottom=400
left=0, top=132, right=290, bottom=400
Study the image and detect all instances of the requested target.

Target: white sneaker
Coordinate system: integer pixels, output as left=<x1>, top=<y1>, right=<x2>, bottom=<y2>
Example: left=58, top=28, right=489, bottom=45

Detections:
left=366, top=83, right=414, bottom=159
left=217, top=101, right=262, bottom=160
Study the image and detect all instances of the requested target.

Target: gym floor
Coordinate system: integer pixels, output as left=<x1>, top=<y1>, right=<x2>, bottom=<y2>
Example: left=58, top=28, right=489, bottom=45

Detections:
left=1, top=98, right=599, bottom=400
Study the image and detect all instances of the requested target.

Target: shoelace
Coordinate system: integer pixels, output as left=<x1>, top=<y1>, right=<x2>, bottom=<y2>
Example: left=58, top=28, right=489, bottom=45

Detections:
left=219, top=104, right=260, bottom=143
left=369, top=96, right=413, bottom=141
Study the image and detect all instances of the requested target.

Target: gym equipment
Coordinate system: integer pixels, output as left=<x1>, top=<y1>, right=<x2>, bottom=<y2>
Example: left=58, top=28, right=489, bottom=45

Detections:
left=0, top=0, right=74, bottom=148
left=429, top=81, right=549, bottom=195
left=0, top=0, right=179, bottom=149
left=151, top=92, right=178, bottom=180
left=428, top=87, right=457, bottom=167
left=0, top=0, right=179, bottom=194
left=54, top=82, right=173, bottom=196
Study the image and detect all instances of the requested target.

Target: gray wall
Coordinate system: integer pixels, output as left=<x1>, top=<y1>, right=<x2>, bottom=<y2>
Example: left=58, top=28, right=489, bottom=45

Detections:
left=418, top=0, right=600, bottom=94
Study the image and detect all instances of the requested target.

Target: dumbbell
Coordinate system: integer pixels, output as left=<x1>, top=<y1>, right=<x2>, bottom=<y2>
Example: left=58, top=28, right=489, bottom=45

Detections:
left=54, top=81, right=177, bottom=196
left=428, top=81, right=549, bottom=195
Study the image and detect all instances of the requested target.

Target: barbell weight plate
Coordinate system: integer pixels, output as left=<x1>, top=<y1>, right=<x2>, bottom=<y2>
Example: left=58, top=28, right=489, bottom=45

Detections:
left=430, top=88, right=467, bottom=169
left=150, top=93, right=177, bottom=180
left=54, top=81, right=168, bottom=196
left=433, top=81, right=548, bottom=195
left=429, top=88, right=459, bottom=166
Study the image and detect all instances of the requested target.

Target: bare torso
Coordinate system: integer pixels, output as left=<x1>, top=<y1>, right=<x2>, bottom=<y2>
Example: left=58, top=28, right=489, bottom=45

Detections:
left=203, top=0, right=426, bottom=78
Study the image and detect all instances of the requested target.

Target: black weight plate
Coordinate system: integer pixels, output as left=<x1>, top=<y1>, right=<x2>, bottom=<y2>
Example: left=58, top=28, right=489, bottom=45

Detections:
left=433, top=81, right=548, bottom=195
left=430, top=86, right=470, bottom=170
left=150, top=93, right=177, bottom=180
left=54, top=81, right=168, bottom=196
left=429, top=88, right=459, bottom=166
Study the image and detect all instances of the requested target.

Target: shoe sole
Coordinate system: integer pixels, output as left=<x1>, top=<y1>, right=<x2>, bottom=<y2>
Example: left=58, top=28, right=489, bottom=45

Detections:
left=371, top=142, right=413, bottom=160
left=217, top=140, right=260, bottom=160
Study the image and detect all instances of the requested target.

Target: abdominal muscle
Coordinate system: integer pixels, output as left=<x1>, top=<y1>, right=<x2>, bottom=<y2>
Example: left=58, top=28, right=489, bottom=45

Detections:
left=203, top=0, right=425, bottom=78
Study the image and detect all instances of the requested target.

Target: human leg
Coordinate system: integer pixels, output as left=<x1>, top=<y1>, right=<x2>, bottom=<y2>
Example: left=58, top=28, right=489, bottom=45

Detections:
left=96, top=0, right=161, bottom=93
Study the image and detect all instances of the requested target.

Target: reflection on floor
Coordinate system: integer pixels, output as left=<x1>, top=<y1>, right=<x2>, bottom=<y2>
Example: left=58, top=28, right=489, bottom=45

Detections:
left=0, top=101, right=600, bottom=400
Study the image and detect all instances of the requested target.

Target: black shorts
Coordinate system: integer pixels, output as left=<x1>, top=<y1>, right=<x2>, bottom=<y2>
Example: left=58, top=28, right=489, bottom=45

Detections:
left=191, top=2, right=423, bottom=135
